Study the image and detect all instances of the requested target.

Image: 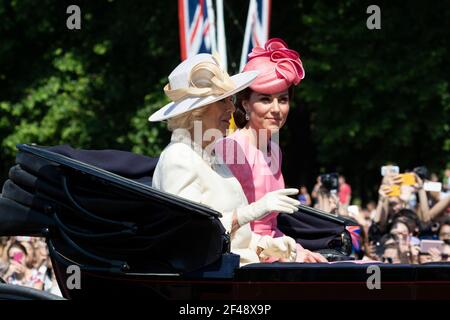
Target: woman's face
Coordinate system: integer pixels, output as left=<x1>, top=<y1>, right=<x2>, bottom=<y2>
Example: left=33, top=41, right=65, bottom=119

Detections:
left=388, top=197, right=404, bottom=213
left=439, top=225, right=450, bottom=241
left=390, top=222, right=410, bottom=240
left=34, top=240, right=48, bottom=264
left=443, top=245, right=450, bottom=261
left=382, top=247, right=400, bottom=264
left=201, top=97, right=235, bottom=136
left=419, top=253, right=433, bottom=264
left=243, top=90, right=290, bottom=135
left=20, top=241, right=35, bottom=267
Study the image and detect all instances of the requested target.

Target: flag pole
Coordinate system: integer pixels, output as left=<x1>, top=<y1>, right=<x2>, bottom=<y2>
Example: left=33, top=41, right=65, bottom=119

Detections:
left=215, top=0, right=227, bottom=71
left=178, top=0, right=187, bottom=60
left=206, top=0, right=217, bottom=54
left=239, top=0, right=255, bottom=71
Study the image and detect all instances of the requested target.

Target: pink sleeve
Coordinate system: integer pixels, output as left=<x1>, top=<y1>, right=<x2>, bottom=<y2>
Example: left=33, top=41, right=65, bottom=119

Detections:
left=215, top=138, right=254, bottom=202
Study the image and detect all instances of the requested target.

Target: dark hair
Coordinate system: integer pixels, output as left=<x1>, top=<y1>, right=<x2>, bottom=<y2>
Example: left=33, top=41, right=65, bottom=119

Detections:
left=389, top=209, right=421, bottom=236
left=233, top=88, right=252, bottom=128
left=7, top=241, right=28, bottom=257
left=233, top=86, right=295, bottom=129
left=390, top=219, right=411, bottom=233
left=379, top=234, right=397, bottom=251
left=413, top=166, right=429, bottom=180
left=438, top=217, right=450, bottom=234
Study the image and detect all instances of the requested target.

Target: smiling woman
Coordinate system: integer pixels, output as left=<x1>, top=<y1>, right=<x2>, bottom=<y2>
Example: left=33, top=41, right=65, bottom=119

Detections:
left=216, top=38, right=327, bottom=263
left=245, top=90, right=290, bottom=136
left=149, top=53, right=302, bottom=266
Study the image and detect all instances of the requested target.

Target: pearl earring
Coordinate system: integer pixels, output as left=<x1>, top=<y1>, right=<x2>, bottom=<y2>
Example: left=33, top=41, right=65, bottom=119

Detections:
left=245, top=112, right=250, bottom=121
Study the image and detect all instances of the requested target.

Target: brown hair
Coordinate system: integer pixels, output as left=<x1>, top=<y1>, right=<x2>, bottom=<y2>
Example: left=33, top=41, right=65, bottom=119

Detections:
left=233, top=86, right=295, bottom=129
left=7, top=241, right=28, bottom=257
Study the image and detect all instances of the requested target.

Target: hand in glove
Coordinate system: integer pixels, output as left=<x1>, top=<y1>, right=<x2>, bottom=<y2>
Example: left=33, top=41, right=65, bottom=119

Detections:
left=236, top=188, right=300, bottom=226
left=257, top=235, right=297, bottom=262
left=295, top=248, right=328, bottom=263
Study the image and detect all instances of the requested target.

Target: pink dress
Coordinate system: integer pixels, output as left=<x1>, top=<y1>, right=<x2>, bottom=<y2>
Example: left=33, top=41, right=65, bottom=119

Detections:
left=216, top=130, right=303, bottom=262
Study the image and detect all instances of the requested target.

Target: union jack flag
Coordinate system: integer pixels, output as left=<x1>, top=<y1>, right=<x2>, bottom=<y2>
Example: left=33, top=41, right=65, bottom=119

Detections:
left=346, top=225, right=362, bottom=253
left=178, top=0, right=217, bottom=60
left=239, top=0, right=271, bottom=70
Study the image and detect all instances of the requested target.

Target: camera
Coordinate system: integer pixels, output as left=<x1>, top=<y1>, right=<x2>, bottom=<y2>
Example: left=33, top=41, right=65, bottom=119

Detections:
left=374, top=241, right=384, bottom=257
left=413, top=166, right=429, bottom=181
left=320, top=173, right=339, bottom=193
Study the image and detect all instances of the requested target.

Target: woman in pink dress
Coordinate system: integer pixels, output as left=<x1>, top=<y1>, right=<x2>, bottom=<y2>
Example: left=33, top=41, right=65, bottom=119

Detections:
left=216, top=38, right=326, bottom=263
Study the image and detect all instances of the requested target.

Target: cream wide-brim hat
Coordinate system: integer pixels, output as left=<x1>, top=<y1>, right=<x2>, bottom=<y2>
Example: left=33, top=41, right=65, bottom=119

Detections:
left=148, top=53, right=258, bottom=122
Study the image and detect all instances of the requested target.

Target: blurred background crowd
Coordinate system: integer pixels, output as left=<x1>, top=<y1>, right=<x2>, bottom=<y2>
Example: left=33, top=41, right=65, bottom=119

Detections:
left=2, top=164, right=448, bottom=293
left=0, top=236, right=61, bottom=295
left=302, top=166, right=450, bottom=264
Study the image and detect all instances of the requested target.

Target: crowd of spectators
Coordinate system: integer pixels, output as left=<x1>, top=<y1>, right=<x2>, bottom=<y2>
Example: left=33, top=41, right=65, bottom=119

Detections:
left=299, top=166, right=450, bottom=263
left=0, top=236, right=61, bottom=295
left=1, top=166, right=449, bottom=293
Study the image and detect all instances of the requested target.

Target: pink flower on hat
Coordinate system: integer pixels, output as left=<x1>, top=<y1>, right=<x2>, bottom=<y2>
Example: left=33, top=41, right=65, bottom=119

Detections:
left=242, top=38, right=305, bottom=94
left=247, top=38, right=305, bottom=86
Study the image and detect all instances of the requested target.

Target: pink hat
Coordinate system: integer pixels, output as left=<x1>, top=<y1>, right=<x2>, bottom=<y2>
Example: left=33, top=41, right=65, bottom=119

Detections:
left=243, top=38, right=305, bottom=94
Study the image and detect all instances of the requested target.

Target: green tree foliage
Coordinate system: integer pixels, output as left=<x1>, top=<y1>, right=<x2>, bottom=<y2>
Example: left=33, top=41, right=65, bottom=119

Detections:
left=0, top=0, right=178, bottom=180
left=267, top=1, right=450, bottom=201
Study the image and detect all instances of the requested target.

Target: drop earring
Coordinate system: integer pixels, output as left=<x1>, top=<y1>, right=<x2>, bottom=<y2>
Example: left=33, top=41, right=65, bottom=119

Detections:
left=245, top=112, right=250, bottom=121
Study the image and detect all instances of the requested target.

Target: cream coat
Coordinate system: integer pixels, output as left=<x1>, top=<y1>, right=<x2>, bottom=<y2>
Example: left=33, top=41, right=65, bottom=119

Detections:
left=152, top=129, right=260, bottom=265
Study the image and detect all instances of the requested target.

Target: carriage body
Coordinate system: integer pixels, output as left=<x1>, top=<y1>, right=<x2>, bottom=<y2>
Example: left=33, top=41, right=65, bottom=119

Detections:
left=1, top=144, right=449, bottom=300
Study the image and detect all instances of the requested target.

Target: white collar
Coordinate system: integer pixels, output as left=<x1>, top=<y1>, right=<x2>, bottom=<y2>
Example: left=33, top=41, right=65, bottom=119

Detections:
left=170, top=129, right=217, bottom=167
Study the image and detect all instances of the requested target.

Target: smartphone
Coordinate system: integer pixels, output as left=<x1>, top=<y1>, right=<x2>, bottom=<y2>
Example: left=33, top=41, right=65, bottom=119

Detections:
left=420, top=239, right=444, bottom=253
left=423, top=182, right=442, bottom=192
left=387, top=185, right=400, bottom=197
left=399, top=173, right=416, bottom=186
left=347, top=205, right=359, bottom=217
left=12, top=252, right=24, bottom=264
left=381, top=165, right=399, bottom=176
left=16, top=236, right=32, bottom=242
left=374, top=241, right=384, bottom=257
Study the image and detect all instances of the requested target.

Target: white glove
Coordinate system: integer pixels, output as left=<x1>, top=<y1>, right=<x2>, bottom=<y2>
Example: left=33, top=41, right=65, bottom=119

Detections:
left=236, top=188, right=300, bottom=226
left=257, top=235, right=297, bottom=262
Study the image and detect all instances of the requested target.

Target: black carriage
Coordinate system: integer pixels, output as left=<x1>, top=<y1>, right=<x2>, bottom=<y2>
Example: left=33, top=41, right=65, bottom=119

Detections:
left=1, top=144, right=449, bottom=300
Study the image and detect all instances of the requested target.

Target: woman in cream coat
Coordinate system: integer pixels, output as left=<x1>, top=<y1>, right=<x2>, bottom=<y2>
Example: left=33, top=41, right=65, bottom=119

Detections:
left=149, top=53, right=301, bottom=265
